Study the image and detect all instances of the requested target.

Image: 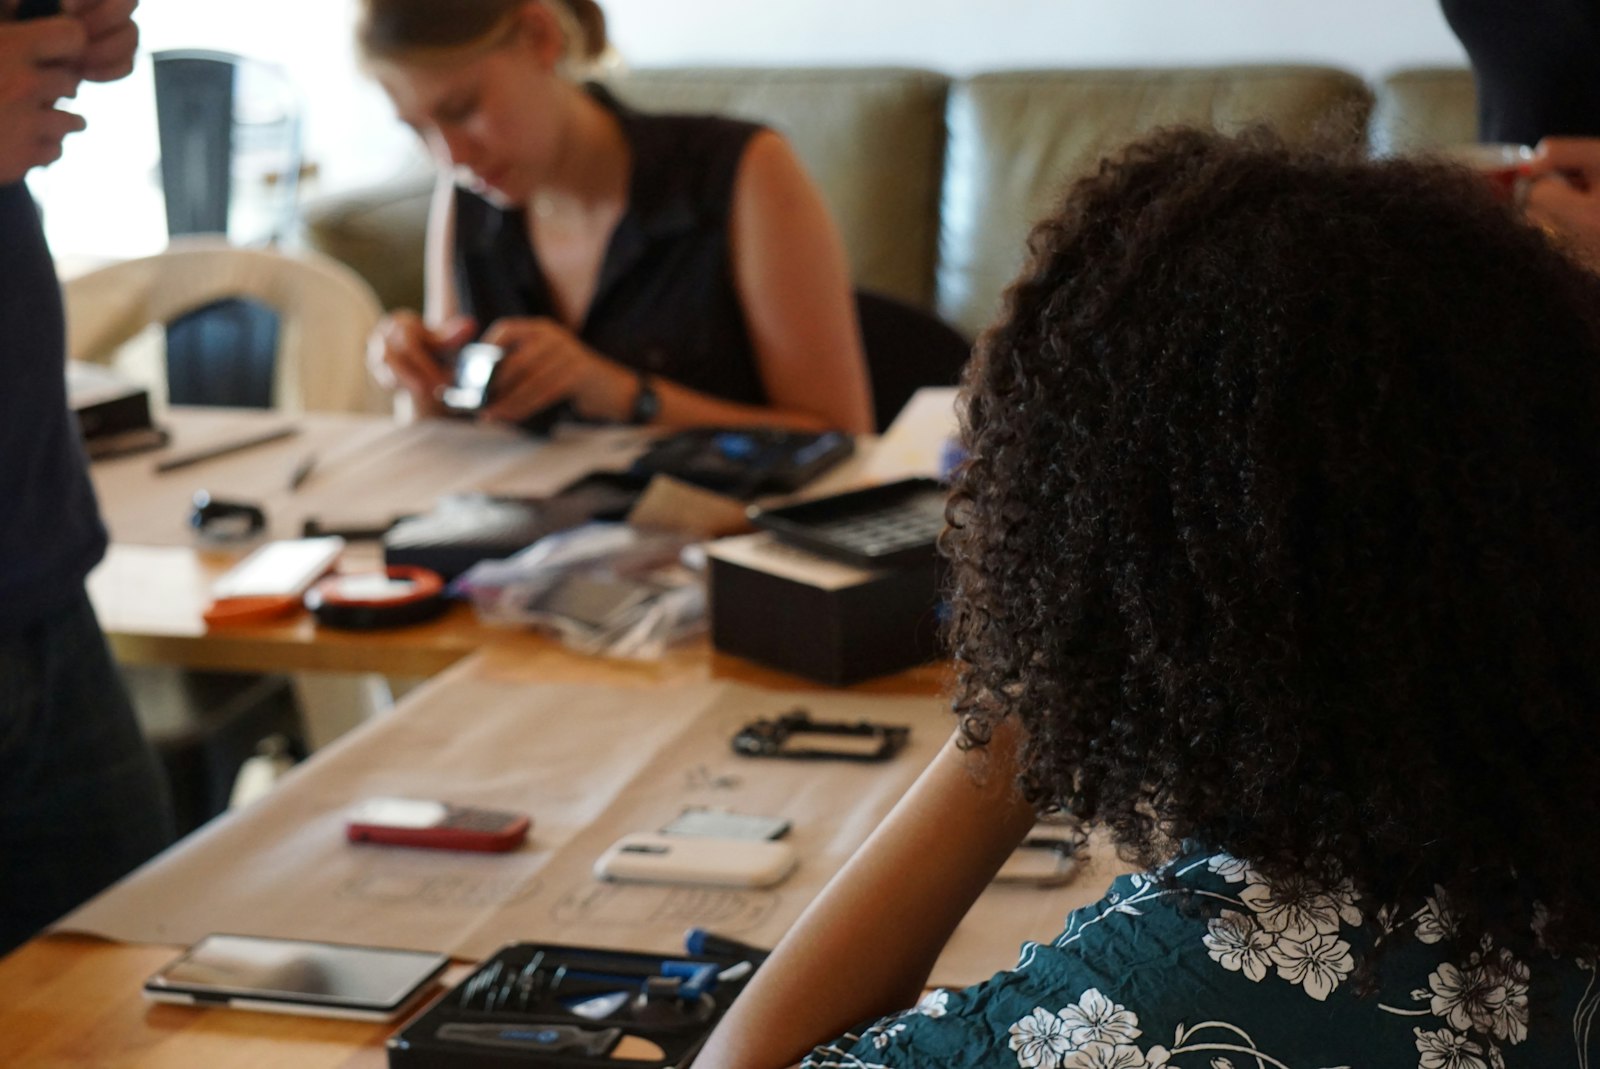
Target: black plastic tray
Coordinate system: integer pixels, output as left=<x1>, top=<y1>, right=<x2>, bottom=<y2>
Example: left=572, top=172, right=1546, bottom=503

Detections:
left=387, top=941, right=758, bottom=1069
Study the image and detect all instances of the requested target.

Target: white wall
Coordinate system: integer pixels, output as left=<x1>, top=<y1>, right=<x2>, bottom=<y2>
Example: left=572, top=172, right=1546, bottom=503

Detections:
left=37, top=0, right=1468, bottom=260
left=601, top=0, right=1466, bottom=76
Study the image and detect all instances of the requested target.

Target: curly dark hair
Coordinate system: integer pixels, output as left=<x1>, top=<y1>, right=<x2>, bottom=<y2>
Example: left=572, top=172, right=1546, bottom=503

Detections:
left=944, top=127, right=1600, bottom=955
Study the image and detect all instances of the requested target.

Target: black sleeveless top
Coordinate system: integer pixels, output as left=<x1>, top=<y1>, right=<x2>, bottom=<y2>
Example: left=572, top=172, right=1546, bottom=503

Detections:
left=452, top=86, right=767, bottom=407
left=1441, top=0, right=1600, bottom=144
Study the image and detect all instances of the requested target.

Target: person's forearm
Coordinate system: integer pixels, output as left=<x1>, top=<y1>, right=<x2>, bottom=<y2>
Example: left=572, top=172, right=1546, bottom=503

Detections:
left=696, top=728, right=1038, bottom=1069
left=576, top=362, right=839, bottom=432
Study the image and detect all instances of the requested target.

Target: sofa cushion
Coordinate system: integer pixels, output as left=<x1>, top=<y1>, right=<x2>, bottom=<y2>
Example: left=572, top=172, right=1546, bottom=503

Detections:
left=937, top=66, right=1374, bottom=338
left=297, top=159, right=434, bottom=314
left=1368, top=68, right=1477, bottom=157
left=608, top=67, right=950, bottom=310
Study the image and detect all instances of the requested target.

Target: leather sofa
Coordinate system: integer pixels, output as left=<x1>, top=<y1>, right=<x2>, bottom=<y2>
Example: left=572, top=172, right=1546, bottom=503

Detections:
left=301, top=65, right=1475, bottom=340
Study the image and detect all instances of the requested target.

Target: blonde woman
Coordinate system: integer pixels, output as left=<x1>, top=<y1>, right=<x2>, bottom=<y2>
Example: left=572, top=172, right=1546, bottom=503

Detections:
left=360, top=0, right=873, bottom=433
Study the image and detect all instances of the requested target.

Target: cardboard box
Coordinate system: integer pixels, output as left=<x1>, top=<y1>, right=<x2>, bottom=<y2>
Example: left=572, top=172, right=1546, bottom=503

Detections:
left=707, top=532, right=944, bottom=686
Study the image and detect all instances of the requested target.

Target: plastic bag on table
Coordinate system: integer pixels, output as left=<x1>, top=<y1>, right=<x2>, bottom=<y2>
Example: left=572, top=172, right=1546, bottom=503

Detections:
left=451, top=522, right=706, bottom=659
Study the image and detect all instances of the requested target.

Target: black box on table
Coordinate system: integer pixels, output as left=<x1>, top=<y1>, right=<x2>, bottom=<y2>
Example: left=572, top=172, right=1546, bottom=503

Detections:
left=706, top=532, right=943, bottom=686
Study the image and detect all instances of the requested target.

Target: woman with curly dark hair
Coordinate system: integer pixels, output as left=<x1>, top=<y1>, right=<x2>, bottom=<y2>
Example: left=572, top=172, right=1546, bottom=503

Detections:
left=698, top=128, right=1600, bottom=1069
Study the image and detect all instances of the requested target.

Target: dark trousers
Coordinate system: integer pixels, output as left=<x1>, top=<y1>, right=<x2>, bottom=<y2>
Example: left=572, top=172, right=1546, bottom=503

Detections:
left=0, top=591, right=175, bottom=955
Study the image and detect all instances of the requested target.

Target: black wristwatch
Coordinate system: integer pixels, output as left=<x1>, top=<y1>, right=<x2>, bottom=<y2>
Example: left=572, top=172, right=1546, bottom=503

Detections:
left=628, top=372, right=660, bottom=425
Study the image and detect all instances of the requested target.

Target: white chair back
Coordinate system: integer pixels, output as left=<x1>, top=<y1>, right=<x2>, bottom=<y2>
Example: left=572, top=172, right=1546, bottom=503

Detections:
left=64, top=237, right=389, bottom=414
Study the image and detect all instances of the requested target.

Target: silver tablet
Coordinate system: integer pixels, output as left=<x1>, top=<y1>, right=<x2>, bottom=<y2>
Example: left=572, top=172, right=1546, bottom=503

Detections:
left=144, top=933, right=448, bottom=1021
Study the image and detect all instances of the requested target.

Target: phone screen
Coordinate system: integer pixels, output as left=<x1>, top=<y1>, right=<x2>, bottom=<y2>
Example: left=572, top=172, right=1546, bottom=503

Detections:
left=348, top=797, right=449, bottom=829
left=440, top=343, right=504, bottom=411
left=145, top=934, right=447, bottom=1014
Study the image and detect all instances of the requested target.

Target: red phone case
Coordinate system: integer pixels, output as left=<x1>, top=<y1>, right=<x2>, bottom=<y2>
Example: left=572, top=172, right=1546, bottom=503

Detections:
left=346, top=806, right=530, bottom=853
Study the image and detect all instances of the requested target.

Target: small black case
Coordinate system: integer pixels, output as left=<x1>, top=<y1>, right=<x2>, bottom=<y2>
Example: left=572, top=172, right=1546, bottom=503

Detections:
left=630, top=428, right=854, bottom=500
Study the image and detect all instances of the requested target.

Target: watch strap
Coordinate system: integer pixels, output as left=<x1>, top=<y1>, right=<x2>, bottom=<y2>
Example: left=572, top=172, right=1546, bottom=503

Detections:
left=628, top=372, right=660, bottom=425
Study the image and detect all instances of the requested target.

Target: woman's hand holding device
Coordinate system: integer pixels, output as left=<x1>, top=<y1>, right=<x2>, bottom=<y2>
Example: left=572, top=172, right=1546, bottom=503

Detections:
left=367, top=310, right=477, bottom=418
left=477, top=315, right=636, bottom=424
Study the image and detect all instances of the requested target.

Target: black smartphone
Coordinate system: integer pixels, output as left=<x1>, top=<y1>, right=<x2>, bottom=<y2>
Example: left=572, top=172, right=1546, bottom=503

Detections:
left=15, top=0, right=63, bottom=19
left=144, top=933, right=448, bottom=1021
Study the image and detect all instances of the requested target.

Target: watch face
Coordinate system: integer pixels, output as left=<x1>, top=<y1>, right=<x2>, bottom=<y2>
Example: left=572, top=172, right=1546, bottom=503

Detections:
left=631, top=375, right=660, bottom=424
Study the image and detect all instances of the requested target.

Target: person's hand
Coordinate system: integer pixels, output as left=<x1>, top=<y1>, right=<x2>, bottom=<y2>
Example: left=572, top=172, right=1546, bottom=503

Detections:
left=64, top=0, right=138, bottom=84
left=0, top=16, right=86, bottom=184
left=1524, top=137, right=1600, bottom=271
left=367, top=310, right=476, bottom=418
left=478, top=316, right=634, bottom=424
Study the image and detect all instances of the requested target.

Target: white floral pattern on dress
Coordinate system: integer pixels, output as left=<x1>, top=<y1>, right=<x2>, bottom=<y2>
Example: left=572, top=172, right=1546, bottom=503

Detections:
left=1065, top=1042, right=1149, bottom=1069
left=823, top=851, right=1592, bottom=1069
left=1415, top=887, right=1458, bottom=945
left=1206, top=853, right=1258, bottom=885
left=915, top=988, right=949, bottom=1018
left=1268, top=931, right=1355, bottom=1001
left=1239, top=874, right=1360, bottom=941
left=1058, top=988, right=1142, bottom=1047
left=1203, top=909, right=1276, bottom=982
left=1414, top=1027, right=1490, bottom=1069
left=1011, top=1006, right=1076, bottom=1068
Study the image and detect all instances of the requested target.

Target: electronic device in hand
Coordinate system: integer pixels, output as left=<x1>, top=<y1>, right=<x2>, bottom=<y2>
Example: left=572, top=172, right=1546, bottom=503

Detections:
left=594, top=832, right=797, bottom=889
left=143, top=933, right=447, bottom=1021
left=439, top=342, right=505, bottom=412
left=210, top=536, right=344, bottom=600
left=346, top=797, right=531, bottom=852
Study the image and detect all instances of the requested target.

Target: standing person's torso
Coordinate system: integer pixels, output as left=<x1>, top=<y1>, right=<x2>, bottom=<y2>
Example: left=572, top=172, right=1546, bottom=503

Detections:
left=452, top=86, right=768, bottom=409
left=0, top=182, right=107, bottom=631
left=1442, top=0, right=1600, bottom=143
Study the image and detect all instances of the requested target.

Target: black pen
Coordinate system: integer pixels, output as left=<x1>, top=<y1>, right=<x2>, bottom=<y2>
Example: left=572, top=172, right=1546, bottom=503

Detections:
left=288, top=452, right=317, bottom=491
left=154, top=425, right=300, bottom=474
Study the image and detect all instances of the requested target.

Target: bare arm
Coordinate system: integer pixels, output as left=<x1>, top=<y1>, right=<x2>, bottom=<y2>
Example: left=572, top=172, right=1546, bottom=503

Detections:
left=369, top=174, right=474, bottom=420
left=695, top=722, right=1038, bottom=1069
left=728, top=130, right=874, bottom=434
left=423, top=171, right=459, bottom=323
left=426, top=133, right=875, bottom=434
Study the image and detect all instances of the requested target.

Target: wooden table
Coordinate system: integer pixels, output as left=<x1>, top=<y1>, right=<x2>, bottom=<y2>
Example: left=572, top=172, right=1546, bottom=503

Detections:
left=85, top=408, right=656, bottom=677
left=0, top=408, right=957, bottom=1067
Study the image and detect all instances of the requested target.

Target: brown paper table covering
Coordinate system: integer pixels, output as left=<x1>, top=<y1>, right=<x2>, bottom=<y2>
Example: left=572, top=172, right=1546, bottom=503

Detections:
left=57, top=661, right=1126, bottom=987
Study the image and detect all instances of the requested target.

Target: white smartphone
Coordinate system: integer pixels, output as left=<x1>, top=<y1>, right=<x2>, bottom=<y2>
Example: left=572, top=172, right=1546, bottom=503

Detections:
left=210, top=537, right=345, bottom=600
left=593, top=832, right=798, bottom=889
left=143, top=933, right=448, bottom=1021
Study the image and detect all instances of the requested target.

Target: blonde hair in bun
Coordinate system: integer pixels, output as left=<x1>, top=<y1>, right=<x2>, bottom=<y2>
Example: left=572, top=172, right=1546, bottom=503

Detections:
left=358, top=0, right=614, bottom=76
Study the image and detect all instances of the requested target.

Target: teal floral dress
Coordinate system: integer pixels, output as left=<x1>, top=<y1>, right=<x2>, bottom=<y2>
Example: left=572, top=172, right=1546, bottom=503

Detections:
left=802, top=850, right=1599, bottom=1069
